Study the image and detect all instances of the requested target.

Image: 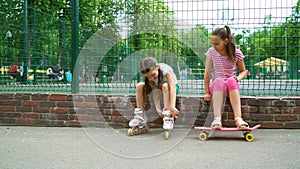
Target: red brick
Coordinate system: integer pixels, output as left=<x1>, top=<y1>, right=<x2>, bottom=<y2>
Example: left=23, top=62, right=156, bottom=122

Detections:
left=103, top=109, right=112, bottom=115
left=56, top=101, right=74, bottom=107
left=16, top=106, right=32, bottom=112
left=0, top=93, right=14, bottom=100
left=74, top=102, right=94, bottom=108
left=259, top=107, right=281, bottom=114
left=15, top=93, right=31, bottom=100
left=16, top=118, right=32, bottom=125
left=275, top=115, right=298, bottom=121
left=56, top=114, right=69, bottom=120
left=0, top=106, right=15, bottom=112
left=50, top=107, right=68, bottom=114
left=68, top=120, right=82, bottom=127
left=292, top=107, right=300, bottom=114
left=242, top=106, right=258, bottom=113
left=251, top=114, right=274, bottom=121
left=248, top=99, right=270, bottom=106
left=112, top=116, right=130, bottom=123
left=0, top=101, right=21, bottom=106
left=49, top=94, right=66, bottom=101
left=285, top=122, right=300, bottom=128
left=39, top=101, right=55, bottom=107
left=76, top=114, right=95, bottom=121
left=22, top=100, right=39, bottom=107
left=242, top=113, right=251, bottom=120
left=0, top=112, right=21, bottom=118
left=23, top=113, right=39, bottom=119
left=261, top=121, right=284, bottom=128
left=32, top=94, right=49, bottom=101
left=112, top=110, right=123, bottom=116
left=0, top=118, right=16, bottom=124
left=33, top=107, right=50, bottom=114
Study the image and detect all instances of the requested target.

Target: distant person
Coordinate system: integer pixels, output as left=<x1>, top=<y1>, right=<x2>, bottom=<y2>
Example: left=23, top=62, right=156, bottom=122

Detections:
left=181, top=68, right=188, bottom=80
left=65, top=69, right=72, bottom=83
left=203, top=25, right=249, bottom=130
left=54, top=64, right=64, bottom=81
left=256, top=72, right=261, bottom=79
left=9, top=61, right=19, bottom=80
left=247, top=70, right=250, bottom=80
left=46, top=65, right=58, bottom=80
left=19, top=62, right=24, bottom=77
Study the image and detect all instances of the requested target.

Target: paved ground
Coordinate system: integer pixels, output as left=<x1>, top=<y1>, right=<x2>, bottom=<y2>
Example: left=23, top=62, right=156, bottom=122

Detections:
left=0, top=126, right=300, bottom=169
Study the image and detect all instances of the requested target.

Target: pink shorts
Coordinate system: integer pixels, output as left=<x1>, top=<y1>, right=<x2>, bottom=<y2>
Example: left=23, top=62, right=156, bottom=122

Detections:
left=209, top=77, right=240, bottom=97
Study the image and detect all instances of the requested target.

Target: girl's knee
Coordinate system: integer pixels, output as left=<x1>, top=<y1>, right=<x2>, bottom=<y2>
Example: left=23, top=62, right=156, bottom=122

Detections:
left=162, top=83, right=169, bottom=92
left=136, top=82, right=144, bottom=92
left=226, top=77, right=239, bottom=90
left=213, top=78, right=226, bottom=91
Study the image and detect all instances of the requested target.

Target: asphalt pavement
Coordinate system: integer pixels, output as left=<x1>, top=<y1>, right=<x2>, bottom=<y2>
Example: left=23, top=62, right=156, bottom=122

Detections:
left=0, top=126, right=299, bottom=169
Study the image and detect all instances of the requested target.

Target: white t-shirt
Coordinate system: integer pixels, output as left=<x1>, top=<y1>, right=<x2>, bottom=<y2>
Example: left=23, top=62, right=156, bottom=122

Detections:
left=152, top=63, right=178, bottom=85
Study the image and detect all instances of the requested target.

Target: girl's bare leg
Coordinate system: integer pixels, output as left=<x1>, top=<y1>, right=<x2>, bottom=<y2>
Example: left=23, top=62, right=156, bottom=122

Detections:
left=152, top=89, right=163, bottom=117
left=212, top=91, right=223, bottom=118
left=229, top=89, right=241, bottom=118
left=135, top=82, right=145, bottom=108
left=162, top=83, right=170, bottom=110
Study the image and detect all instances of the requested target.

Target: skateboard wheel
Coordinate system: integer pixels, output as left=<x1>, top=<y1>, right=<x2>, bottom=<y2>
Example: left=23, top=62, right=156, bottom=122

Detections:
left=127, top=129, right=133, bottom=136
left=245, top=132, right=254, bottom=142
left=144, top=126, right=149, bottom=133
left=165, top=131, right=169, bottom=140
left=199, top=132, right=208, bottom=141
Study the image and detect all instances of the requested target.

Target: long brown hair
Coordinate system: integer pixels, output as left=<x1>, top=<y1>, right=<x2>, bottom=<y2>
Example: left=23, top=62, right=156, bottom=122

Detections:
left=140, top=57, right=163, bottom=104
left=212, top=25, right=236, bottom=63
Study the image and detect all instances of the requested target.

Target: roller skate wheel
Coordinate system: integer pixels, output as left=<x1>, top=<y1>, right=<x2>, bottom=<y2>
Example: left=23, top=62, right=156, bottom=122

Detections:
left=199, top=132, right=208, bottom=141
left=133, top=129, right=139, bottom=135
left=127, top=129, right=133, bottom=136
left=245, top=132, right=254, bottom=142
left=165, top=131, right=169, bottom=140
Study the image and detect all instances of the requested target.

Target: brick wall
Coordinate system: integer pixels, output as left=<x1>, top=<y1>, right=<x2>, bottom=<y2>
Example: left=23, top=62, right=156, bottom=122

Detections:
left=0, top=93, right=299, bottom=128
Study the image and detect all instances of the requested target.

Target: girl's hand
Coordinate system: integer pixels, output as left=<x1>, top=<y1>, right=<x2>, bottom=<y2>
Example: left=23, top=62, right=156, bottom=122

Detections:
left=204, top=93, right=211, bottom=101
left=170, top=108, right=179, bottom=118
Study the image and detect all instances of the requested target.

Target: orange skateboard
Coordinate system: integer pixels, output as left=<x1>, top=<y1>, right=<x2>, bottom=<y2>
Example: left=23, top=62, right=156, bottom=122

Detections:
left=194, top=124, right=261, bottom=142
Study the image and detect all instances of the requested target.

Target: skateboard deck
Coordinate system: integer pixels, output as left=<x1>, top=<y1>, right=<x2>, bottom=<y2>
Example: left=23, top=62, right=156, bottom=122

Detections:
left=194, top=124, right=261, bottom=132
left=194, top=124, right=261, bottom=142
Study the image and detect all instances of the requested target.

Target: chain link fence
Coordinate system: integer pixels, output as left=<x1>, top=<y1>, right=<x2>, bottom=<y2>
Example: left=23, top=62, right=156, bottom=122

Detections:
left=0, top=0, right=299, bottom=96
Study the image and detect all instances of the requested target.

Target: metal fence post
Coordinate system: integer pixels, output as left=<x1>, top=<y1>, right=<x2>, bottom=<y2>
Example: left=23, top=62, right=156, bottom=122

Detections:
left=23, top=0, right=28, bottom=82
left=71, top=0, right=80, bottom=93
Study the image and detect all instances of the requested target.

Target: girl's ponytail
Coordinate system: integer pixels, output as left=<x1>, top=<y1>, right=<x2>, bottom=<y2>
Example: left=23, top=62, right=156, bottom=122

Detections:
left=224, top=25, right=236, bottom=63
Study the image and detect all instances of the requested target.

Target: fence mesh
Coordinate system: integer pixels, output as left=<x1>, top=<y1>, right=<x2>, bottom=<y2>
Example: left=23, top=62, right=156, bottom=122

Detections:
left=0, top=0, right=299, bottom=96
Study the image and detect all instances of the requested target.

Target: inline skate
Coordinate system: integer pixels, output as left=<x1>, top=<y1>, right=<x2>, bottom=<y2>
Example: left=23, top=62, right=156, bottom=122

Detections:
left=127, top=108, right=149, bottom=136
left=162, top=109, right=174, bottom=140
